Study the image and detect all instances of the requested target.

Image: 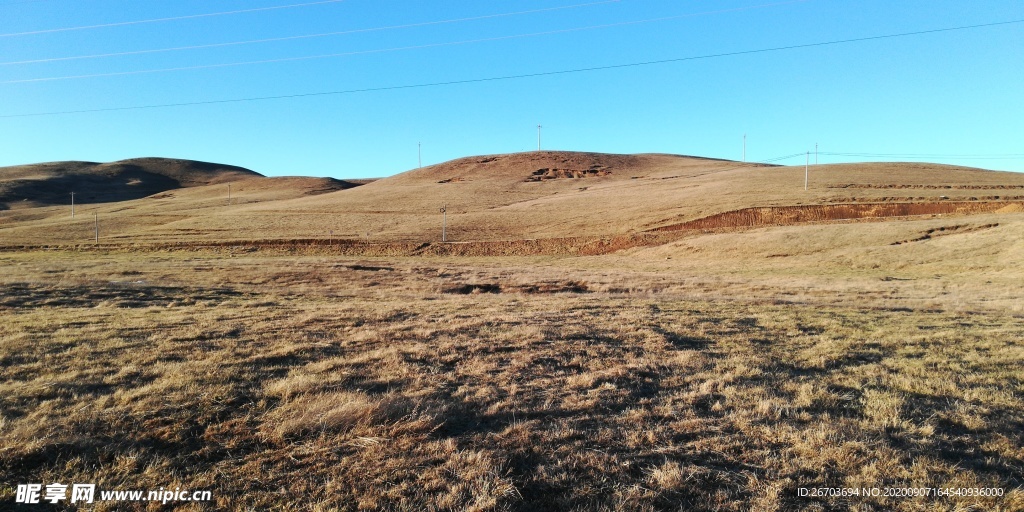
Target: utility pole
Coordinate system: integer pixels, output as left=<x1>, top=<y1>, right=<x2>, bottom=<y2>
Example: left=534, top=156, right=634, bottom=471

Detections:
left=743, top=134, right=746, bottom=162
left=70, top=192, right=75, bottom=218
left=805, top=152, right=809, bottom=191
left=93, top=212, right=99, bottom=243
left=418, top=142, right=422, bottom=168
left=440, top=204, right=447, bottom=242
left=537, top=125, right=542, bottom=151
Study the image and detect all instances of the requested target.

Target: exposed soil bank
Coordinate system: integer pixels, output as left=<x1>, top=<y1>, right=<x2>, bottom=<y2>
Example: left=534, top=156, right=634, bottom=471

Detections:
left=3, top=201, right=1020, bottom=257
left=650, top=201, right=1022, bottom=232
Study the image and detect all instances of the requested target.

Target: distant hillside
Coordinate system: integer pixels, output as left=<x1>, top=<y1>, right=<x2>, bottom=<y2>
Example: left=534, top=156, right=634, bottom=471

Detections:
left=243, top=150, right=1024, bottom=241
left=1, top=150, right=1023, bottom=245
left=0, top=158, right=262, bottom=209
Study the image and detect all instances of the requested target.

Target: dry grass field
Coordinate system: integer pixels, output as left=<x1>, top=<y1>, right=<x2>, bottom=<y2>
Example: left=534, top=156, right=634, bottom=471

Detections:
left=1, top=152, right=1023, bottom=510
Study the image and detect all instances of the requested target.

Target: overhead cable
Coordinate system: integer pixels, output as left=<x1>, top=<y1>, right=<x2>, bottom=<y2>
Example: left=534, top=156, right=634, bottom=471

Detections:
left=820, top=152, right=1024, bottom=160
left=3, top=18, right=1021, bottom=118
left=0, top=0, right=347, bottom=38
left=1, top=1, right=815, bottom=84
left=0, top=0, right=626, bottom=65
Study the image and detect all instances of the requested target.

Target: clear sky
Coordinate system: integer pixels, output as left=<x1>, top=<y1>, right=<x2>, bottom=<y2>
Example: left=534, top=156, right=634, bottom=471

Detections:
left=1, top=0, right=1022, bottom=178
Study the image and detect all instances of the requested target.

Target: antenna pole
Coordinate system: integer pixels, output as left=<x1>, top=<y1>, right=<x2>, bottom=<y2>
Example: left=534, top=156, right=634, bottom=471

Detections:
left=94, top=212, right=99, bottom=243
left=71, top=192, right=75, bottom=218
left=537, top=125, right=542, bottom=151
left=805, top=152, right=809, bottom=191
left=227, top=184, right=231, bottom=203
left=815, top=143, right=818, bottom=165
left=440, top=204, right=447, bottom=242
left=418, top=142, right=422, bottom=168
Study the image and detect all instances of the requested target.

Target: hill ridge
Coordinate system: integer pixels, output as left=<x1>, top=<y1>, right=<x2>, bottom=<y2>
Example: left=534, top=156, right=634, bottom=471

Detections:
left=0, top=157, right=262, bottom=209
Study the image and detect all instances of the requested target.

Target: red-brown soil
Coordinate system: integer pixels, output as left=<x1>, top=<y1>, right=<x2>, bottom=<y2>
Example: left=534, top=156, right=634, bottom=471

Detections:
left=7, top=201, right=1019, bottom=258
left=650, top=201, right=1023, bottom=232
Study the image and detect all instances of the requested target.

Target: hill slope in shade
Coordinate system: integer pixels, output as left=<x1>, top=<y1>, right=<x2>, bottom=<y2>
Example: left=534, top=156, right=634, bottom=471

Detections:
left=0, top=174, right=367, bottom=244
left=0, top=157, right=263, bottom=209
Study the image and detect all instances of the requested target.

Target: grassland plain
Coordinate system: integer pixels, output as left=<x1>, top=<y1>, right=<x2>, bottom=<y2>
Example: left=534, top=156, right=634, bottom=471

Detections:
left=2, top=153, right=1023, bottom=510
left=0, top=238, right=1022, bottom=511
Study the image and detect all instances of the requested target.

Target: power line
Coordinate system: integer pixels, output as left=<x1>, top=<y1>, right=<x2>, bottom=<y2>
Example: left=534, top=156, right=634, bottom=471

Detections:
left=715, top=152, right=806, bottom=172
left=580, top=151, right=806, bottom=197
left=3, top=18, right=1021, bottom=118
left=819, top=151, right=1024, bottom=160
left=0, top=0, right=85, bottom=6
left=671, top=152, right=806, bottom=180
left=0, top=0, right=94, bottom=6
left=1, top=0, right=811, bottom=84
left=0, top=0, right=347, bottom=38
left=762, top=153, right=808, bottom=163
left=0, top=0, right=623, bottom=66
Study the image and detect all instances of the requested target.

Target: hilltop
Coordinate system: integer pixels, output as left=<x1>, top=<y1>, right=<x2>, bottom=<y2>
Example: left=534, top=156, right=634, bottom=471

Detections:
left=235, top=150, right=1024, bottom=241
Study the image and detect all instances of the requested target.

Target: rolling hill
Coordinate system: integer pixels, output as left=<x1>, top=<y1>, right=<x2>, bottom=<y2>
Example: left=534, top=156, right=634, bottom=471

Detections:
left=187, top=151, right=1024, bottom=242
left=0, top=157, right=264, bottom=210
left=1, top=151, right=1023, bottom=245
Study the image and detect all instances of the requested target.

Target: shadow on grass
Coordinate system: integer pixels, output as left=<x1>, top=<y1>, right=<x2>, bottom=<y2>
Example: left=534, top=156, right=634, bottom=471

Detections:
left=653, top=326, right=714, bottom=350
left=881, top=391, right=1024, bottom=483
left=0, top=282, right=245, bottom=309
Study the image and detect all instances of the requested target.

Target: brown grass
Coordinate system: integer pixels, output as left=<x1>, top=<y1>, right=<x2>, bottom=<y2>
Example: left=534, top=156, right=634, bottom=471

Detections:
left=0, top=242, right=1022, bottom=510
left=1, top=152, right=1023, bottom=510
left=4, top=201, right=1020, bottom=261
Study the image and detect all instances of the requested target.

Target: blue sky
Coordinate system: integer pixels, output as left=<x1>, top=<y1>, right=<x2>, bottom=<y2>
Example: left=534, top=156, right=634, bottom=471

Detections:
left=1, top=0, right=1021, bottom=178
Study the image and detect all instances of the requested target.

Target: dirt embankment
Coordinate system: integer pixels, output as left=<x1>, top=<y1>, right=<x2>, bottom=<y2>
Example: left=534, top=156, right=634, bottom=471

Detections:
left=650, top=202, right=1023, bottom=232
left=27, top=233, right=676, bottom=258
left=525, top=167, right=611, bottom=182
left=4, top=201, right=1020, bottom=257
left=890, top=223, right=999, bottom=245
left=825, top=195, right=1024, bottom=203
left=831, top=184, right=1024, bottom=190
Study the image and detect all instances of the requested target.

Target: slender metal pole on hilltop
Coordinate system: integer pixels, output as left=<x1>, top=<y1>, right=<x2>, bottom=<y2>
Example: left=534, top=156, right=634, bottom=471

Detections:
left=227, top=183, right=231, bottom=203
left=418, top=142, right=422, bottom=168
left=537, top=125, right=542, bottom=151
left=94, top=211, right=98, bottom=243
left=70, top=191, right=75, bottom=218
left=805, top=152, right=809, bottom=191
left=743, top=134, right=746, bottom=162
left=440, top=204, right=447, bottom=242
left=815, top=143, right=818, bottom=165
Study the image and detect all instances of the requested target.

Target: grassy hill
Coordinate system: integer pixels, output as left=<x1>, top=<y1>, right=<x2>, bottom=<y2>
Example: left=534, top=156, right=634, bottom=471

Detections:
left=261, top=151, right=1024, bottom=241
left=5, top=150, right=1023, bottom=245
left=0, top=158, right=370, bottom=243
left=0, top=157, right=264, bottom=210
